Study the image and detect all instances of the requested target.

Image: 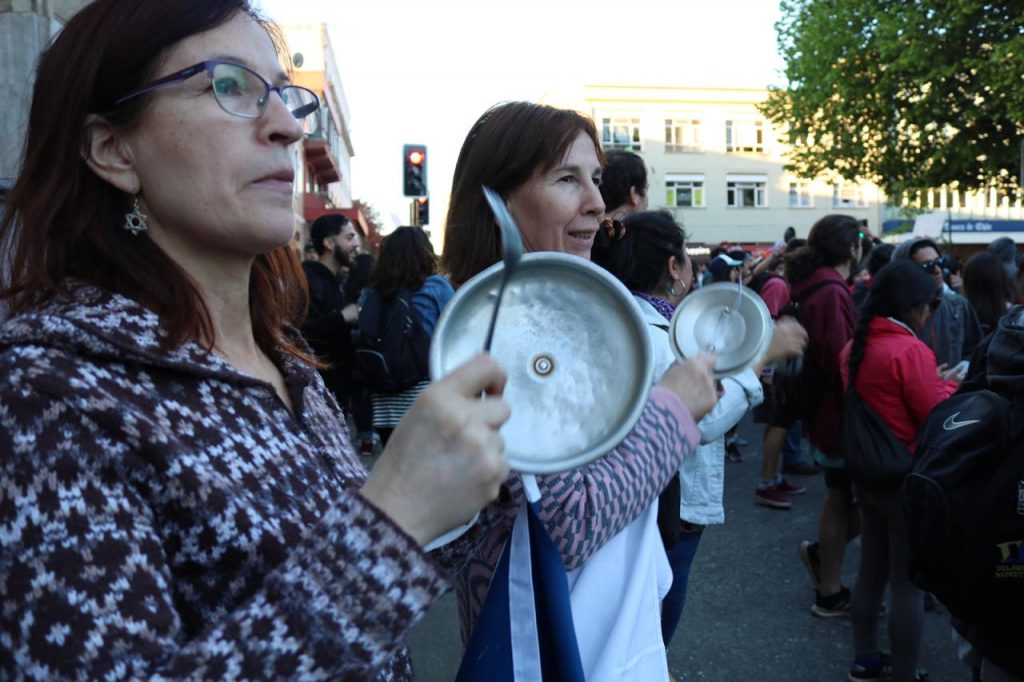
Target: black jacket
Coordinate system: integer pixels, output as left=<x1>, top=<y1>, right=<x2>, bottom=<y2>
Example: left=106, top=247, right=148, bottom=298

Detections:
left=301, top=260, right=354, bottom=403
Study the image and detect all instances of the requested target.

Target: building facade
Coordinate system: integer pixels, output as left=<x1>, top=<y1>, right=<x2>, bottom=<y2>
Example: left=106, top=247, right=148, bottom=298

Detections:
left=576, top=85, right=885, bottom=247
left=280, top=24, right=380, bottom=253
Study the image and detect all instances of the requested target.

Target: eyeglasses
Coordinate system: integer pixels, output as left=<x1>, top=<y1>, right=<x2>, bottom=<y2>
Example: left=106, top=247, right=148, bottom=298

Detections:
left=919, top=257, right=946, bottom=272
left=114, top=60, right=320, bottom=122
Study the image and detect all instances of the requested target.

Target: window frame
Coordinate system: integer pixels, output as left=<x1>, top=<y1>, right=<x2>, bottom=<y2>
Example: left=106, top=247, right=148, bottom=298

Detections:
left=665, top=174, right=706, bottom=208
left=665, top=118, right=702, bottom=153
left=601, top=116, right=643, bottom=152
left=832, top=181, right=869, bottom=208
left=725, top=119, right=765, bottom=153
left=788, top=180, right=814, bottom=208
left=726, top=175, right=768, bottom=208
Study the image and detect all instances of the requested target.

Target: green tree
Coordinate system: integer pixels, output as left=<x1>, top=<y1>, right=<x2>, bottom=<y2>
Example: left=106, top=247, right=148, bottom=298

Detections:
left=761, top=0, right=1024, bottom=200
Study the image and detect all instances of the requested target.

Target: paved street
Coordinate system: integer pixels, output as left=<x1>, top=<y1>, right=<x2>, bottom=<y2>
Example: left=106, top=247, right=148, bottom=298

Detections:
left=406, top=412, right=966, bottom=681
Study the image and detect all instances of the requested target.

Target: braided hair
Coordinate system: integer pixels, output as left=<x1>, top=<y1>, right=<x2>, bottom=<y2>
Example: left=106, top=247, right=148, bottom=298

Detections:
left=846, top=259, right=939, bottom=389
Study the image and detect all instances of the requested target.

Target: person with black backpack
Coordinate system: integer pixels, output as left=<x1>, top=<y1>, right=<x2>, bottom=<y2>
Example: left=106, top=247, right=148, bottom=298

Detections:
left=357, top=226, right=454, bottom=447
left=904, top=307, right=1024, bottom=681
left=839, top=261, right=960, bottom=681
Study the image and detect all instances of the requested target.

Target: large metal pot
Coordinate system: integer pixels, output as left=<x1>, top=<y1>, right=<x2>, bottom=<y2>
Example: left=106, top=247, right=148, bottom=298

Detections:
left=430, top=253, right=654, bottom=474
left=668, top=282, right=773, bottom=378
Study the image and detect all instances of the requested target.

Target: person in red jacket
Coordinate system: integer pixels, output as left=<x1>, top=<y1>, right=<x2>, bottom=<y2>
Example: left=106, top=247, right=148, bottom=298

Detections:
left=785, top=215, right=862, bottom=618
left=839, top=260, right=959, bottom=682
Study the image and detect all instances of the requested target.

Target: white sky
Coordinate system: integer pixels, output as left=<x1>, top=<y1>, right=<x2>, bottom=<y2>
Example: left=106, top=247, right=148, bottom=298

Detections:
left=256, top=0, right=787, bottom=237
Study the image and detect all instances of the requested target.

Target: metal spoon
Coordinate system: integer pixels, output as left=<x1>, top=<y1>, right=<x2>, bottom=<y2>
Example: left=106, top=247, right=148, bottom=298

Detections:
left=481, top=186, right=524, bottom=352
left=703, top=278, right=746, bottom=354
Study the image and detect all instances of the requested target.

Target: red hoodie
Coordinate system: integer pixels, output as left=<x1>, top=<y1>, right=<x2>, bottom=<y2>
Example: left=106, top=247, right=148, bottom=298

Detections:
left=789, top=267, right=856, bottom=457
left=840, top=316, right=958, bottom=453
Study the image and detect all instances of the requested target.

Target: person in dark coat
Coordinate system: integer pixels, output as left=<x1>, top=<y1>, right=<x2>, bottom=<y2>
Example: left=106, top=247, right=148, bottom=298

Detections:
left=301, top=213, right=360, bottom=407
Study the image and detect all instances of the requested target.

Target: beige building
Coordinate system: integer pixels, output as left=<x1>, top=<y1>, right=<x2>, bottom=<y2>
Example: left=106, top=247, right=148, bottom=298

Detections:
left=278, top=24, right=379, bottom=250
left=575, top=85, right=885, bottom=247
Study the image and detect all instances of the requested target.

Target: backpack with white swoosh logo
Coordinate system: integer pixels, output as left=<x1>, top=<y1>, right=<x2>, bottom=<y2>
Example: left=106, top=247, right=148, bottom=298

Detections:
left=903, top=389, right=1024, bottom=626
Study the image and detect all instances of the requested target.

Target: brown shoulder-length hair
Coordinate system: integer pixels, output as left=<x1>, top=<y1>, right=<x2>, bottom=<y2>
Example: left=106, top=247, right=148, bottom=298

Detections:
left=368, top=226, right=437, bottom=299
left=440, top=101, right=604, bottom=288
left=0, top=0, right=310, bottom=359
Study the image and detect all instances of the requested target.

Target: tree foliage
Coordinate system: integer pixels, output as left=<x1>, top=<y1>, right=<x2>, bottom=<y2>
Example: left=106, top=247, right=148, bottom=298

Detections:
left=352, top=198, right=385, bottom=253
left=761, top=0, right=1024, bottom=199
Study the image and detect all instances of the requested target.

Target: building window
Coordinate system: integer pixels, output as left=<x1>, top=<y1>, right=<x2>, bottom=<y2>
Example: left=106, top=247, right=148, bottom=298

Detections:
left=666, top=174, right=705, bottom=207
left=727, top=175, right=767, bottom=207
left=725, top=119, right=764, bottom=153
left=788, top=180, right=813, bottom=208
left=602, top=117, right=642, bottom=152
left=832, top=182, right=868, bottom=208
left=665, top=118, right=701, bottom=153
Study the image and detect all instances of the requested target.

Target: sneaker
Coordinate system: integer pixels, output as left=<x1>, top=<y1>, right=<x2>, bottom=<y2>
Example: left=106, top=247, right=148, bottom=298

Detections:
left=798, top=540, right=822, bottom=589
left=782, top=460, right=821, bottom=475
left=754, top=485, right=792, bottom=509
left=774, top=478, right=806, bottom=495
left=849, top=656, right=928, bottom=681
left=847, top=657, right=891, bottom=681
left=812, top=586, right=852, bottom=618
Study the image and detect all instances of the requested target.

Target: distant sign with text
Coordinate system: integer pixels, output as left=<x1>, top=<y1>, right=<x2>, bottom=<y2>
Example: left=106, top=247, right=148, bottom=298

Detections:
left=883, top=219, right=1024, bottom=234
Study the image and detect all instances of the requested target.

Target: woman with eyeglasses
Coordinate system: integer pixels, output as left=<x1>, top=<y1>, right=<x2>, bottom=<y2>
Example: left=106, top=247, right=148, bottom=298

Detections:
left=839, top=260, right=960, bottom=682
left=0, top=1, right=514, bottom=679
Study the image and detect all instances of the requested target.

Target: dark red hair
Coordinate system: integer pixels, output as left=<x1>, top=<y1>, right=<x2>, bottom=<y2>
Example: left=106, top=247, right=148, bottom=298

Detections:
left=0, top=0, right=310, bottom=358
left=441, top=101, right=605, bottom=288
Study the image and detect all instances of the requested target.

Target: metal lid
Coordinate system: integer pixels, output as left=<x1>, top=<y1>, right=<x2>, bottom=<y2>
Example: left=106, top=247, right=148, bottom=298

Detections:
left=430, top=253, right=654, bottom=474
left=668, top=282, right=773, bottom=378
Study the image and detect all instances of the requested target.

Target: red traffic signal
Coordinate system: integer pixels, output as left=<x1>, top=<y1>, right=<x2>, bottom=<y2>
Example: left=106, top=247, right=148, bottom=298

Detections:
left=414, top=197, right=429, bottom=226
left=403, top=144, right=427, bottom=197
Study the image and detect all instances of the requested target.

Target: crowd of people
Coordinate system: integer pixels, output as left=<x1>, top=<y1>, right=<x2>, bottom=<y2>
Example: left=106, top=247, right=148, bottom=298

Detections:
left=0, top=0, right=1021, bottom=681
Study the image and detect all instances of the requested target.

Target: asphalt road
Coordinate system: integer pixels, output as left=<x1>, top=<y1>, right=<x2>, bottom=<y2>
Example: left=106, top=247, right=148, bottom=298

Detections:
left=405, top=413, right=967, bottom=681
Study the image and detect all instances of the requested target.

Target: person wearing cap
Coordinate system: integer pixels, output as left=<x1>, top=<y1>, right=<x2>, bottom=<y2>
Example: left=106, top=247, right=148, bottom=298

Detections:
left=891, top=238, right=982, bottom=369
left=707, top=252, right=743, bottom=283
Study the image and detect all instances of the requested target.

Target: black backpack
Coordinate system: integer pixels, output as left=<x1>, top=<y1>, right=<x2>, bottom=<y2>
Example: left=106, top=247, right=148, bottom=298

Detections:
left=772, top=279, right=847, bottom=422
left=902, top=389, right=1024, bottom=627
left=354, top=288, right=431, bottom=393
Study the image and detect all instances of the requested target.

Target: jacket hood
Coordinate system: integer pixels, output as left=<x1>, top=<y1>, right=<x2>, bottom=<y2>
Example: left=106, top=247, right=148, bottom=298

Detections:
left=0, top=282, right=310, bottom=386
left=789, top=266, right=846, bottom=299
left=980, top=305, right=1024, bottom=395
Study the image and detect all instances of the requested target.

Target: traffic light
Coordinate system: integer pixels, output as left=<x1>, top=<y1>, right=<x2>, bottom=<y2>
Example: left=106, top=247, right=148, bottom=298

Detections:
left=414, top=197, right=429, bottom=226
left=403, top=144, right=427, bottom=197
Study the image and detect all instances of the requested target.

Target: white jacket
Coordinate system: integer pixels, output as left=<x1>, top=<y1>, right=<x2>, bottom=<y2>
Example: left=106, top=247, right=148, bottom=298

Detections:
left=635, top=296, right=764, bottom=526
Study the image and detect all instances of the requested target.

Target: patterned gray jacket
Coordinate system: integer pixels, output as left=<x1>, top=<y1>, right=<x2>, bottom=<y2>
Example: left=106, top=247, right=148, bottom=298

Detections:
left=0, top=283, right=449, bottom=680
